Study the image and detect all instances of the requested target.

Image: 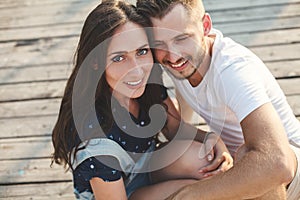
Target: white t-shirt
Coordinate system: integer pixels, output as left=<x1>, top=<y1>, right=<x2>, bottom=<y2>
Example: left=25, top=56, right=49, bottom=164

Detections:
left=169, top=29, right=300, bottom=154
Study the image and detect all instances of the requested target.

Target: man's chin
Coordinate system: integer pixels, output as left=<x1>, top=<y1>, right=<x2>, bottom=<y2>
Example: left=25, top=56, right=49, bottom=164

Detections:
left=167, top=68, right=197, bottom=80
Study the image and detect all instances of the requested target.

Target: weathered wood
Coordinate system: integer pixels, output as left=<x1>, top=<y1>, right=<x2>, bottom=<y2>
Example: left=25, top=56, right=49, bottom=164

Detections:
left=278, top=78, right=300, bottom=96
left=0, top=137, right=53, bottom=160
left=0, top=115, right=57, bottom=139
left=0, top=80, right=66, bottom=102
left=210, top=3, right=300, bottom=23
left=216, top=16, right=300, bottom=35
left=0, top=37, right=76, bottom=68
left=0, top=182, right=73, bottom=199
left=0, top=64, right=72, bottom=84
left=230, top=28, right=300, bottom=47
left=250, top=43, right=300, bottom=62
left=204, top=0, right=300, bottom=11
left=0, top=158, right=71, bottom=184
left=266, top=60, right=300, bottom=78
left=0, top=98, right=61, bottom=119
left=0, top=1, right=97, bottom=28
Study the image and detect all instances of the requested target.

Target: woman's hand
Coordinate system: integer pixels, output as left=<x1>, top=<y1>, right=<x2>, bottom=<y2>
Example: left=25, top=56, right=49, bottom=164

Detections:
left=198, top=132, right=233, bottom=178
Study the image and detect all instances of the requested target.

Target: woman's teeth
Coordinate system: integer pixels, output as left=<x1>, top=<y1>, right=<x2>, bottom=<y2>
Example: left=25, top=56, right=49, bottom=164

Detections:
left=126, top=79, right=142, bottom=86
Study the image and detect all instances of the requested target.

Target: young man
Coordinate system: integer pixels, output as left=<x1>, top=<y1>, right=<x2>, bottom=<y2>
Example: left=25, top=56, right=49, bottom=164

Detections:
left=137, top=0, right=300, bottom=199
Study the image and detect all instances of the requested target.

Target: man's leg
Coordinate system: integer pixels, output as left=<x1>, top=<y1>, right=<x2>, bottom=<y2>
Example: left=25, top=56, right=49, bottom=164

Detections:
left=235, top=145, right=286, bottom=200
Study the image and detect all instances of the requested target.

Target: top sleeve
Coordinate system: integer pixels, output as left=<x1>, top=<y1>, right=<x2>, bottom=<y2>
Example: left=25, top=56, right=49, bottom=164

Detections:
left=74, top=156, right=122, bottom=183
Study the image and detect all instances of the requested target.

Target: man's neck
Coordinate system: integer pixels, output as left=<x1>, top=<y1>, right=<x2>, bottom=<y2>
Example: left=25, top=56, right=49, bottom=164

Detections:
left=188, top=37, right=214, bottom=87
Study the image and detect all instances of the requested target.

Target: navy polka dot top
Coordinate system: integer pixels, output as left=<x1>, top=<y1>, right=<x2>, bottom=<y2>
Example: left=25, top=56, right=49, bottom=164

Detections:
left=73, top=85, right=168, bottom=194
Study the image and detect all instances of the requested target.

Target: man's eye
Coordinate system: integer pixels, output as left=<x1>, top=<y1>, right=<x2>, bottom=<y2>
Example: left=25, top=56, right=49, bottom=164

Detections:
left=176, top=35, right=189, bottom=41
left=111, top=55, right=124, bottom=62
left=137, top=48, right=148, bottom=56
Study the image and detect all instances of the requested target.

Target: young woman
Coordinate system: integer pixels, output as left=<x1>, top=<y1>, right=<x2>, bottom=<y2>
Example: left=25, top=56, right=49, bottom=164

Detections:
left=51, top=1, right=233, bottom=199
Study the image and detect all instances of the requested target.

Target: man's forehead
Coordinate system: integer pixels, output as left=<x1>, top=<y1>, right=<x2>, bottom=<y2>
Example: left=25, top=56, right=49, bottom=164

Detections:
left=150, top=4, right=189, bottom=40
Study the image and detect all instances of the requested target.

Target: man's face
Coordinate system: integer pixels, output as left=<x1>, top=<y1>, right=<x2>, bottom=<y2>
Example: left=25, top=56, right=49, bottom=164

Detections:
left=151, top=4, right=207, bottom=80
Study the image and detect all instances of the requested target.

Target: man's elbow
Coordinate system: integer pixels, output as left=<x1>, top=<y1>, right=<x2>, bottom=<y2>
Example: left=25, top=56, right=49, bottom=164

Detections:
left=273, top=150, right=295, bottom=185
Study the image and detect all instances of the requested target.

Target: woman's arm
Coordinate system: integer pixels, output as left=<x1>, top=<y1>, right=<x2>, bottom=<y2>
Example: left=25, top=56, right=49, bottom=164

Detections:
left=162, top=96, right=233, bottom=176
left=90, top=177, right=127, bottom=200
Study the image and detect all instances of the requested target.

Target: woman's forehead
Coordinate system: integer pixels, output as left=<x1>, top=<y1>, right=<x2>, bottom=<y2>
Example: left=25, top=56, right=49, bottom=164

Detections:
left=108, top=22, right=149, bottom=53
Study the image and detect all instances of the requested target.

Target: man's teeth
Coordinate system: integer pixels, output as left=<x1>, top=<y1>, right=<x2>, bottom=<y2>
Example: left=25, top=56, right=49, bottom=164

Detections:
left=171, top=60, right=187, bottom=68
left=126, top=79, right=142, bottom=86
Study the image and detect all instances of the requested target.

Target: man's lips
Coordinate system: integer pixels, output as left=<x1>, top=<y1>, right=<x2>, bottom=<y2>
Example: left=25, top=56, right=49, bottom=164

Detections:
left=169, top=59, right=188, bottom=71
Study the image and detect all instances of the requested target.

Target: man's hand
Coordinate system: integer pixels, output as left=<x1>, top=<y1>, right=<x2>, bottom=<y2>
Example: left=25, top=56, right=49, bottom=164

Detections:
left=198, top=132, right=233, bottom=178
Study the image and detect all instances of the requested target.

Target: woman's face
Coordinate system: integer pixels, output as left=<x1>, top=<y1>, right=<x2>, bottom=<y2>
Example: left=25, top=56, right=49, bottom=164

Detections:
left=105, top=21, right=153, bottom=100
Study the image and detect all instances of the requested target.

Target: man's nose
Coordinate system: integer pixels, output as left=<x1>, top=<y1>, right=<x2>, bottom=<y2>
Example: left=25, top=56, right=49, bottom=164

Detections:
left=166, top=45, right=182, bottom=64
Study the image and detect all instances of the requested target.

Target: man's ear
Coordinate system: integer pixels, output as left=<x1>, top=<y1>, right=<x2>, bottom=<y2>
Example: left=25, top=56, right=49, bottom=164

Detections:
left=202, top=13, right=212, bottom=36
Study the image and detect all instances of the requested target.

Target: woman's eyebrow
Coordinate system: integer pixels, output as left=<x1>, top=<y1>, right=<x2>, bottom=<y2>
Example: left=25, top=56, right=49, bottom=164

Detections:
left=108, top=44, right=150, bottom=56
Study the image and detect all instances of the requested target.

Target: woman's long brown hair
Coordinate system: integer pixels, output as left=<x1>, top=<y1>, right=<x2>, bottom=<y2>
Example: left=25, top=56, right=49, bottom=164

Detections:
left=51, top=0, right=165, bottom=170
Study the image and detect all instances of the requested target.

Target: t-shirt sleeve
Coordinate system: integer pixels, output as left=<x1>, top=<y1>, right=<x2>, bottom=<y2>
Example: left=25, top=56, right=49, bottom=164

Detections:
left=218, top=61, right=271, bottom=122
left=74, top=156, right=122, bottom=183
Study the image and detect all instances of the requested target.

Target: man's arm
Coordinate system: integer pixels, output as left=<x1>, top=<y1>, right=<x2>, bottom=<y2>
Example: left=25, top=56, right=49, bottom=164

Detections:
left=167, top=102, right=297, bottom=199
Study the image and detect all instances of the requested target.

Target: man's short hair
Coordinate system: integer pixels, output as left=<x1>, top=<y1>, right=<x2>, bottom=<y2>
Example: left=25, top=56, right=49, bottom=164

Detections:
left=136, top=0, right=205, bottom=22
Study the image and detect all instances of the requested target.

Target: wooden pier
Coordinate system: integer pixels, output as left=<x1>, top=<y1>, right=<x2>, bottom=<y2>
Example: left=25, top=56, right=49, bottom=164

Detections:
left=0, top=0, right=299, bottom=199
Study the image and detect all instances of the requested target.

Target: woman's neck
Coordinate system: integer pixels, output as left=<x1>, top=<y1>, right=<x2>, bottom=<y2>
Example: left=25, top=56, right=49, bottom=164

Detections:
left=113, top=92, right=140, bottom=118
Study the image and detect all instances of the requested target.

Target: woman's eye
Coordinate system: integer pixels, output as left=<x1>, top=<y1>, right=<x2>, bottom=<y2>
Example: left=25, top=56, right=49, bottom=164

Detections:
left=111, top=55, right=124, bottom=62
left=137, top=48, right=148, bottom=56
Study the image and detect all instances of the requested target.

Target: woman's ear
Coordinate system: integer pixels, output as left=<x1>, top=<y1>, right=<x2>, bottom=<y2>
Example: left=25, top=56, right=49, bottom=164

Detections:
left=202, top=13, right=212, bottom=36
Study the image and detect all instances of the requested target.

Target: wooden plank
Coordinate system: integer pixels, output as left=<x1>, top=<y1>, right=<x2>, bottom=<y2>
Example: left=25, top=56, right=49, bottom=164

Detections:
left=0, top=137, right=53, bottom=160
left=0, top=158, right=71, bottom=184
left=230, top=28, right=300, bottom=47
left=216, top=16, right=300, bottom=34
left=0, top=98, right=61, bottom=119
left=210, top=3, right=300, bottom=23
left=0, top=64, right=72, bottom=84
left=0, top=81, right=66, bottom=102
left=278, top=78, right=300, bottom=96
left=0, top=182, right=73, bottom=199
left=0, top=115, right=57, bottom=139
left=0, top=0, right=86, bottom=8
left=266, top=60, right=300, bottom=78
left=0, top=2, right=97, bottom=29
left=249, top=43, right=300, bottom=62
left=0, top=0, right=135, bottom=9
left=0, top=23, right=81, bottom=42
left=204, top=0, right=300, bottom=11
left=0, top=37, right=76, bottom=68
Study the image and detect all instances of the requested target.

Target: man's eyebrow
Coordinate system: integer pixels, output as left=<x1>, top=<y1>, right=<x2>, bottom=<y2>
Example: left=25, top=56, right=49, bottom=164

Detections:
left=153, top=40, right=164, bottom=44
